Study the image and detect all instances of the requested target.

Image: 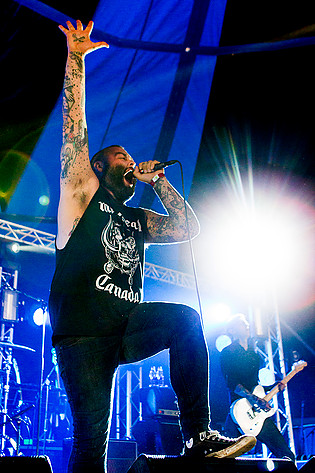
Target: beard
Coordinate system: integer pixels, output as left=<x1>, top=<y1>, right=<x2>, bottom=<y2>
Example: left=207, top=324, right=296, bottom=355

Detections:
left=101, top=164, right=136, bottom=203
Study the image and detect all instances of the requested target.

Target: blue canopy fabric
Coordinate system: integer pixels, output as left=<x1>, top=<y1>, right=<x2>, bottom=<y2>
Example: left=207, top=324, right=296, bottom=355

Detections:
left=9, top=0, right=314, bottom=222
left=8, top=0, right=227, bottom=268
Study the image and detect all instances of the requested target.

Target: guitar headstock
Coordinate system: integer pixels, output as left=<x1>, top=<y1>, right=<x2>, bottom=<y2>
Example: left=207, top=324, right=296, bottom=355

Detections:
left=292, top=360, right=307, bottom=372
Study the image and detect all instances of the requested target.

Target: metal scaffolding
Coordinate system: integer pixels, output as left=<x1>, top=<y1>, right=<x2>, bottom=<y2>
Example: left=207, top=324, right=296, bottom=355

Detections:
left=0, top=266, right=20, bottom=454
left=0, top=219, right=297, bottom=449
left=0, top=219, right=55, bottom=253
left=0, top=219, right=193, bottom=441
left=252, top=304, right=296, bottom=456
left=0, top=219, right=195, bottom=288
left=113, top=365, right=143, bottom=440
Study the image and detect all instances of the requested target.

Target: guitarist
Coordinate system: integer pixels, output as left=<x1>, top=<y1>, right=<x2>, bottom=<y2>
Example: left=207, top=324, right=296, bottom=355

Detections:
left=220, top=313, right=295, bottom=461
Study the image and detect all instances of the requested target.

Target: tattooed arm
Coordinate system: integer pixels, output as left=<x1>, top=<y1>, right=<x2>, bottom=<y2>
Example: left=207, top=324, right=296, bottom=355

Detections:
left=143, top=176, right=200, bottom=243
left=56, top=20, right=108, bottom=248
left=132, top=160, right=199, bottom=244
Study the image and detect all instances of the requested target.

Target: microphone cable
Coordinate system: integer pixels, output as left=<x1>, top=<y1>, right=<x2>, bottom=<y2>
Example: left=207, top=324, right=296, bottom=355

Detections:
left=170, top=160, right=204, bottom=325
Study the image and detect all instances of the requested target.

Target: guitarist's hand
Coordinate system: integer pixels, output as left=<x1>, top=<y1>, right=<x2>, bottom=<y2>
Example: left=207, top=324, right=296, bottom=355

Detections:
left=277, top=381, right=286, bottom=392
left=248, top=394, right=271, bottom=412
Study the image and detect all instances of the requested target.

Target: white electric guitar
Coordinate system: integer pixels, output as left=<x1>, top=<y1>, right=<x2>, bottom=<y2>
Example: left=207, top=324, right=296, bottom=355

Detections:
left=230, top=361, right=307, bottom=437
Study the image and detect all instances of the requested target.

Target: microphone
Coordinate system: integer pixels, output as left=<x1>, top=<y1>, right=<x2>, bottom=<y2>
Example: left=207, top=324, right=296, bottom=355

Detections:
left=125, top=160, right=178, bottom=182
left=152, top=160, right=178, bottom=171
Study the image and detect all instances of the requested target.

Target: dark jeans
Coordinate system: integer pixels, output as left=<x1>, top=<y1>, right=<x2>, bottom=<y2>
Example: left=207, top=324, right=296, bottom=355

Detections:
left=55, top=302, right=210, bottom=473
left=225, top=413, right=295, bottom=461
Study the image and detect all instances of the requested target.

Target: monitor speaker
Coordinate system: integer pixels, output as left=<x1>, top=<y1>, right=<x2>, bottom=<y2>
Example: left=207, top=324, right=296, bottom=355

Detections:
left=298, top=456, right=315, bottom=473
left=127, top=454, right=298, bottom=473
left=0, top=455, right=53, bottom=472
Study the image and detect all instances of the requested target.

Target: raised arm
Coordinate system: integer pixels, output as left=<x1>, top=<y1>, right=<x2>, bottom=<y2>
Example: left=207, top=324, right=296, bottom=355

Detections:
left=132, top=161, right=200, bottom=244
left=59, top=20, right=108, bottom=187
left=57, top=20, right=108, bottom=248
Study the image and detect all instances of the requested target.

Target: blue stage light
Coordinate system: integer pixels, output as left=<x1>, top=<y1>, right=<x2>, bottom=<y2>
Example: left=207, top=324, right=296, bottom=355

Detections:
left=32, top=307, right=48, bottom=326
left=215, top=334, right=232, bottom=352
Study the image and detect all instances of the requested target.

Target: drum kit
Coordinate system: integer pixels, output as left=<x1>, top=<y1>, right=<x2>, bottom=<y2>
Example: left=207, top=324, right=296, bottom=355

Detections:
left=0, top=338, right=71, bottom=458
left=0, top=269, right=71, bottom=457
left=0, top=339, right=35, bottom=455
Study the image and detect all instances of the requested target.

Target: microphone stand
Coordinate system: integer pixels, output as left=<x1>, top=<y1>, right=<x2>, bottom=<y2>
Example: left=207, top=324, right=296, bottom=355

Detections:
left=36, top=300, right=48, bottom=455
left=300, top=400, right=305, bottom=456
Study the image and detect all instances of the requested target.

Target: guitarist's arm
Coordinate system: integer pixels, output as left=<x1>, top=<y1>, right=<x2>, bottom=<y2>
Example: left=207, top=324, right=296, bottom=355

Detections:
left=235, top=384, right=271, bottom=412
left=263, top=381, right=286, bottom=392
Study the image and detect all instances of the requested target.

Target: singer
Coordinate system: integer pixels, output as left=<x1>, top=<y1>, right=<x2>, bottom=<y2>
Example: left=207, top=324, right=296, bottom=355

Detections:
left=49, top=20, right=256, bottom=473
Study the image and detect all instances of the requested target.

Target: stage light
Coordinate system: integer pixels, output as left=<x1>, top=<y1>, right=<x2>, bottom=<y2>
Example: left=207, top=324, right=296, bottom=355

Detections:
left=32, top=307, right=48, bottom=326
left=10, top=242, right=20, bottom=253
left=8, top=243, right=53, bottom=255
left=266, top=458, right=275, bottom=471
left=212, top=209, right=299, bottom=289
left=207, top=303, right=231, bottom=323
left=39, top=194, right=50, bottom=206
left=259, top=367, right=275, bottom=386
left=1, top=289, right=18, bottom=322
left=215, top=334, right=231, bottom=352
left=199, top=187, right=315, bottom=311
left=202, top=303, right=231, bottom=333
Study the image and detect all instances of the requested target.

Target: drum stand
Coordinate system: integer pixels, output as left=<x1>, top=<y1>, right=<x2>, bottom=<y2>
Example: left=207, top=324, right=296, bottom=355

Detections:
left=0, top=268, right=36, bottom=456
left=0, top=328, right=35, bottom=456
left=0, top=334, right=13, bottom=455
left=36, top=300, right=48, bottom=455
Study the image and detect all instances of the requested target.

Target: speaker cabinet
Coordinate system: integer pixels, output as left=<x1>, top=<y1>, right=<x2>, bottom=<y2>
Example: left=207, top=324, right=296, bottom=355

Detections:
left=127, top=454, right=298, bottom=473
left=107, top=440, right=138, bottom=473
left=63, top=438, right=137, bottom=473
left=299, top=456, right=315, bottom=473
left=0, top=455, right=53, bottom=472
left=133, top=419, right=182, bottom=456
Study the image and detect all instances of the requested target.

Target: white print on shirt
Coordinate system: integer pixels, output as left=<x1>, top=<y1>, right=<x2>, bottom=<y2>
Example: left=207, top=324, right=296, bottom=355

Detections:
left=98, top=201, right=114, bottom=213
left=95, top=274, right=140, bottom=302
left=100, top=214, right=141, bottom=286
left=98, top=201, right=142, bottom=232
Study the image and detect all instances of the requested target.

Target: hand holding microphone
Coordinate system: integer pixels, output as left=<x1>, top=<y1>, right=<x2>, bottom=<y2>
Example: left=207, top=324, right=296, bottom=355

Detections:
left=148, top=160, right=178, bottom=172
left=132, top=159, right=177, bottom=184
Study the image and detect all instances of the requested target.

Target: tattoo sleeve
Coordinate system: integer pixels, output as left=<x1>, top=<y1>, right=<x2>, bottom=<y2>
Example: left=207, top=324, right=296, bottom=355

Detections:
left=60, top=51, right=90, bottom=186
left=145, top=177, right=200, bottom=243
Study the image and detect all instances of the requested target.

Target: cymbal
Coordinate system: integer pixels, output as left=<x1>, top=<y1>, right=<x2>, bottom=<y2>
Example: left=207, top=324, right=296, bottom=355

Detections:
left=0, top=341, right=35, bottom=352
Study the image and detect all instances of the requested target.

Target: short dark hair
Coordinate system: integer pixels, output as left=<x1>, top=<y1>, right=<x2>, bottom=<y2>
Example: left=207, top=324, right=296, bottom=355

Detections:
left=225, top=313, right=248, bottom=336
left=90, top=145, right=122, bottom=168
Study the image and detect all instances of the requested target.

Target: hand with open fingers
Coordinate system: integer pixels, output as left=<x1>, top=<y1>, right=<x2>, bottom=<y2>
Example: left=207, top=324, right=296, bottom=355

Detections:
left=59, top=19, right=109, bottom=55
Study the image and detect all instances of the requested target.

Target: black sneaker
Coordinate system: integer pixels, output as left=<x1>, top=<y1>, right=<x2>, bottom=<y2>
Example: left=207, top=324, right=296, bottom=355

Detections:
left=185, top=430, right=256, bottom=458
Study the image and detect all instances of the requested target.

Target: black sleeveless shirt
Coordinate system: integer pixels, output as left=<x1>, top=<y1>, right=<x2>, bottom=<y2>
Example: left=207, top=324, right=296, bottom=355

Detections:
left=49, top=186, right=148, bottom=339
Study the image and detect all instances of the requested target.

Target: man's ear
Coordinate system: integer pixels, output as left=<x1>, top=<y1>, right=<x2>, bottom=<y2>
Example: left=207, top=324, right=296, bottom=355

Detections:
left=93, top=160, right=104, bottom=172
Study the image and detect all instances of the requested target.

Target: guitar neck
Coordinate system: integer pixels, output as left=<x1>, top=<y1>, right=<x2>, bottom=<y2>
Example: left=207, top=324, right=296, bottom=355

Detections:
left=264, top=369, right=297, bottom=402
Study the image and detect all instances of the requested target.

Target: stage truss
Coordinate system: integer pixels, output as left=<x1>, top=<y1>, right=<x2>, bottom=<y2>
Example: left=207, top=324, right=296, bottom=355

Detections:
left=252, top=307, right=296, bottom=456
left=0, top=219, right=297, bottom=454
left=0, top=218, right=195, bottom=288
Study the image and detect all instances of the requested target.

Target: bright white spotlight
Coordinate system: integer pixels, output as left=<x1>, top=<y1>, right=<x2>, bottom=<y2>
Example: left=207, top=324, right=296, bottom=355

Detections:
left=33, top=307, right=48, bottom=326
left=259, top=367, right=275, bottom=386
left=206, top=192, right=312, bottom=309
left=201, top=303, right=231, bottom=333
left=215, top=334, right=232, bottom=352
left=266, top=458, right=275, bottom=471
left=214, top=211, right=296, bottom=287
left=208, top=303, right=231, bottom=323
left=11, top=243, right=20, bottom=253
